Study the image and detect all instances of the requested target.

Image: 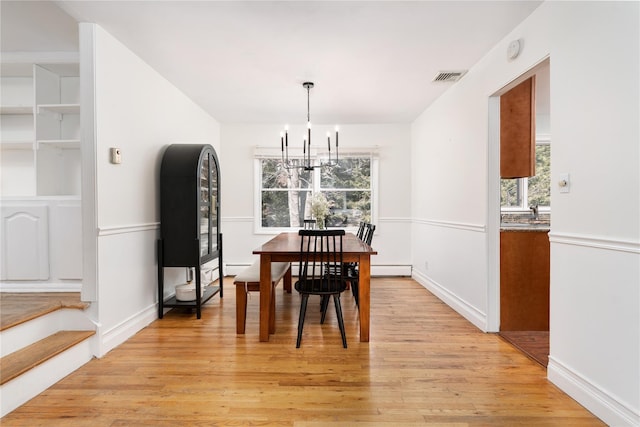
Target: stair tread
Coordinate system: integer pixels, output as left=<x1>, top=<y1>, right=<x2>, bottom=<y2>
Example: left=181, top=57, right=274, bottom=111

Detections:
left=0, top=292, right=89, bottom=331
left=0, top=330, right=95, bottom=385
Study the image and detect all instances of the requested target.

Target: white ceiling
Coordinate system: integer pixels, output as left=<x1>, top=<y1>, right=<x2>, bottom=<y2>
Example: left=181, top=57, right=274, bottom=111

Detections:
left=1, top=0, right=542, bottom=124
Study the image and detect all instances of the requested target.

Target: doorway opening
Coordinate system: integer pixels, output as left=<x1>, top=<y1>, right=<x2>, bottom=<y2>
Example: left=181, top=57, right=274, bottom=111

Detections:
left=488, top=57, right=550, bottom=367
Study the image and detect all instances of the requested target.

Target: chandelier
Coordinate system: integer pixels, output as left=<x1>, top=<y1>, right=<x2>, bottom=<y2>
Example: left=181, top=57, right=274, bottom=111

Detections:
left=280, top=82, right=339, bottom=171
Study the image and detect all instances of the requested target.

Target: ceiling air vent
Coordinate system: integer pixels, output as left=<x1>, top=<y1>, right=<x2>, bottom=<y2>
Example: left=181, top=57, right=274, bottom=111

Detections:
left=432, top=70, right=467, bottom=83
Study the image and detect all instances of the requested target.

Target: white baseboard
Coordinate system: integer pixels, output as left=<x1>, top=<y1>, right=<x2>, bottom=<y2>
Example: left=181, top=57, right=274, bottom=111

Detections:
left=225, top=264, right=254, bottom=277
left=411, top=269, right=487, bottom=332
left=547, top=356, right=639, bottom=427
left=371, top=265, right=412, bottom=276
left=98, top=303, right=158, bottom=357
left=225, top=263, right=412, bottom=277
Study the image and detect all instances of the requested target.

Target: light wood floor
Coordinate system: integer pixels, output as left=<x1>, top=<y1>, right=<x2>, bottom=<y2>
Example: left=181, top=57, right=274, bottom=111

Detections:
left=2, top=277, right=604, bottom=426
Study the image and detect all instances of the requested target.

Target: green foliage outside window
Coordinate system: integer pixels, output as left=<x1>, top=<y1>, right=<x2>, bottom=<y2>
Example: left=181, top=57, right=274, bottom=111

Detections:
left=528, top=144, right=550, bottom=206
left=322, top=158, right=371, bottom=227
left=501, top=178, right=521, bottom=207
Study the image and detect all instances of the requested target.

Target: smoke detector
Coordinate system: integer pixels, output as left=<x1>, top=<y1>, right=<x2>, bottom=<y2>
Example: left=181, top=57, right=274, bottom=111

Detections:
left=432, top=70, right=467, bottom=83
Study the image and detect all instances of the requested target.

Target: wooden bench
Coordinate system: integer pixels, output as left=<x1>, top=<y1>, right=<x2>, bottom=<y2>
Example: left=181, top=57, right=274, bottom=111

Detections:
left=233, top=261, right=292, bottom=334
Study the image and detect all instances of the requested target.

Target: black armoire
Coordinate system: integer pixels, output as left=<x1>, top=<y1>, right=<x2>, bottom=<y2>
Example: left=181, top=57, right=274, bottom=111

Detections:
left=158, top=144, right=222, bottom=319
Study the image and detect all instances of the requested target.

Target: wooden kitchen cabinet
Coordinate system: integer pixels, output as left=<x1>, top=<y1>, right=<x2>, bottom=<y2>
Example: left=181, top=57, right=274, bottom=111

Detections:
left=500, top=76, right=536, bottom=178
left=500, top=229, right=549, bottom=331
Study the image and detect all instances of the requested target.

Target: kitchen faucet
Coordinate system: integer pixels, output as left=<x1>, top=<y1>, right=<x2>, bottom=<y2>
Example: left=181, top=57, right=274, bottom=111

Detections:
left=529, top=204, right=539, bottom=220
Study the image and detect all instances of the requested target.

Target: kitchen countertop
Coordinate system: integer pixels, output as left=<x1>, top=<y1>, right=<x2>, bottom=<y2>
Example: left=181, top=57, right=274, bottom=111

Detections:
left=500, top=222, right=550, bottom=232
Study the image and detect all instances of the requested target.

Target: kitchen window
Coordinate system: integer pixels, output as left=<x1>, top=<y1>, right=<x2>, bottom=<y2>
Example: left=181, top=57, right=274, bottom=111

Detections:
left=501, top=139, right=550, bottom=211
left=256, top=153, right=375, bottom=232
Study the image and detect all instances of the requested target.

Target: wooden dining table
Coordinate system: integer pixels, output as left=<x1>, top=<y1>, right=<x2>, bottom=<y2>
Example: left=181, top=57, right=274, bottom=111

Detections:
left=253, top=231, right=377, bottom=342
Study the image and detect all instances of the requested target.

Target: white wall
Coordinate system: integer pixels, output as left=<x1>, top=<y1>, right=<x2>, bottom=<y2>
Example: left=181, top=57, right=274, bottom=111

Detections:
left=411, top=2, right=639, bottom=426
left=546, top=3, right=638, bottom=425
left=220, top=123, right=412, bottom=275
left=82, top=24, right=221, bottom=355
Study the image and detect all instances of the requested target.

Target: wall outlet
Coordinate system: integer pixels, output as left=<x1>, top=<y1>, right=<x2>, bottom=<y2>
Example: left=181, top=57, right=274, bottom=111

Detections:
left=424, top=261, right=429, bottom=270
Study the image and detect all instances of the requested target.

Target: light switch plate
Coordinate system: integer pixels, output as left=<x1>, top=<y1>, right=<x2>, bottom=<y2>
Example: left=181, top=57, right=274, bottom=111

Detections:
left=110, top=147, right=122, bottom=164
left=558, top=173, right=570, bottom=193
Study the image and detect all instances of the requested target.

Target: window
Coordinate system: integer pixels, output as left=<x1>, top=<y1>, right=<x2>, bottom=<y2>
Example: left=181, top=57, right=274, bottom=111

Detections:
left=322, top=157, right=371, bottom=227
left=501, top=140, right=550, bottom=210
left=257, top=154, right=374, bottom=231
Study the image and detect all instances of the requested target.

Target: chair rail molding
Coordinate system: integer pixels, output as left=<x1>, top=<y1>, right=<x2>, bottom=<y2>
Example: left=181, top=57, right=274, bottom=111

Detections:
left=548, top=232, right=640, bottom=254
left=413, top=217, right=486, bottom=233
left=378, top=216, right=412, bottom=223
left=221, top=216, right=254, bottom=223
left=97, top=222, right=159, bottom=236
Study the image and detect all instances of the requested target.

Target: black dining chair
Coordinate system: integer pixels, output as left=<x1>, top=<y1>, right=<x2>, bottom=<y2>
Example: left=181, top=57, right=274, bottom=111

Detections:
left=303, top=219, right=316, bottom=229
left=322, top=222, right=375, bottom=308
left=323, top=221, right=365, bottom=280
left=362, top=222, right=375, bottom=246
left=295, top=229, right=348, bottom=348
left=349, top=222, right=375, bottom=306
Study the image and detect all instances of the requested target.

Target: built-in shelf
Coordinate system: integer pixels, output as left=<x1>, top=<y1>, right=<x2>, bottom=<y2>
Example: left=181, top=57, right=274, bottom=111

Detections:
left=37, top=104, right=80, bottom=115
left=0, top=141, right=34, bottom=150
left=2, top=62, right=80, bottom=198
left=0, top=105, right=33, bottom=115
left=37, top=139, right=80, bottom=149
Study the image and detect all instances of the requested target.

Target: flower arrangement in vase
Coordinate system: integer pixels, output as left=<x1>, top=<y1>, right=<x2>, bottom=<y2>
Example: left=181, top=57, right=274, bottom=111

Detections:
left=310, top=193, right=329, bottom=229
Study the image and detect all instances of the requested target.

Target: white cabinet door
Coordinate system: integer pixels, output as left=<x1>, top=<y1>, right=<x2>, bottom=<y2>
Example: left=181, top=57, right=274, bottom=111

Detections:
left=0, top=205, right=49, bottom=280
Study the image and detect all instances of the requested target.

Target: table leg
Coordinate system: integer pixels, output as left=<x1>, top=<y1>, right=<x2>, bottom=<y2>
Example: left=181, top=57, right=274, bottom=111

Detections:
left=358, top=254, right=371, bottom=342
left=269, top=284, right=276, bottom=334
left=259, top=254, right=272, bottom=342
left=283, top=267, right=292, bottom=293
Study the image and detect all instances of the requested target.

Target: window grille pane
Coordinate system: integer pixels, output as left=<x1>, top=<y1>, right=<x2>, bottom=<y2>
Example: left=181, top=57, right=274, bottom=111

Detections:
left=262, top=191, right=290, bottom=227
left=261, top=159, right=285, bottom=189
left=321, top=158, right=371, bottom=189
left=528, top=144, right=550, bottom=207
left=324, top=190, right=371, bottom=227
left=262, top=159, right=313, bottom=189
left=262, top=190, right=313, bottom=227
left=501, top=178, right=522, bottom=208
